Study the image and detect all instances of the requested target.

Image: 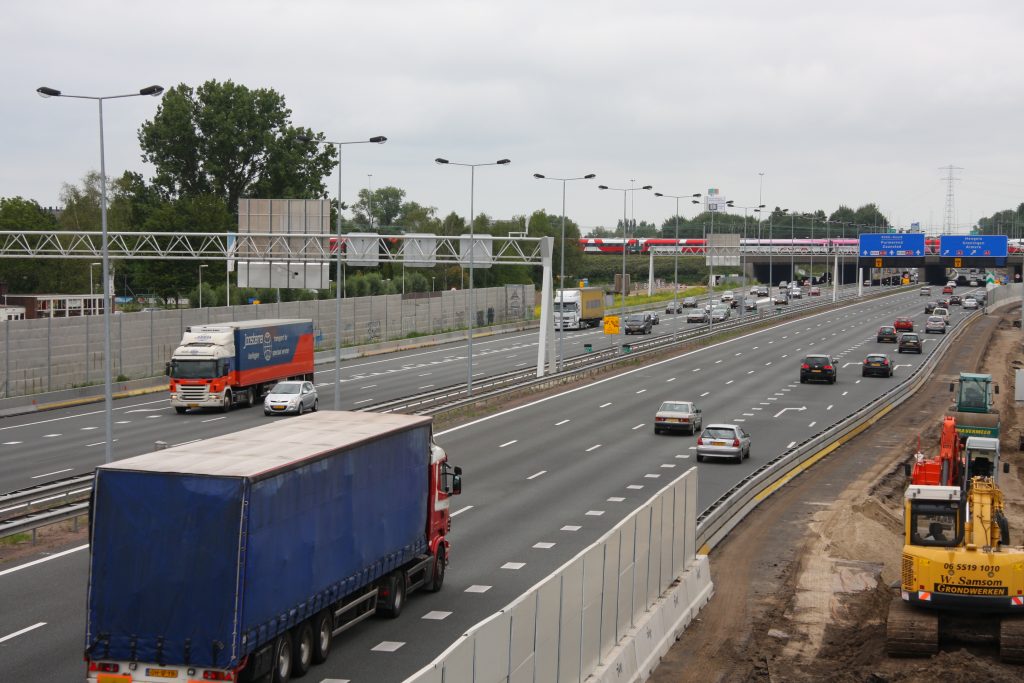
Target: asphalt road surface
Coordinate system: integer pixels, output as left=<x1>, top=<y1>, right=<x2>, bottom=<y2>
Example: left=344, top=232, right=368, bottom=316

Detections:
left=0, top=285, right=974, bottom=682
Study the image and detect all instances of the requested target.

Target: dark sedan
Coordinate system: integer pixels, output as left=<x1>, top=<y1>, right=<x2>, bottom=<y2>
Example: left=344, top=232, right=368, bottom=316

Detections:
left=624, top=313, right=652, bottom=334
left=876, top=325, right=898, bottom=343
left=898, top=332, right=923, bottom=353
left=924, top=301, right=938, bottom=314
left=862, top=353, right=894, bottom=378
left=799, top=354, right=838, bottom=384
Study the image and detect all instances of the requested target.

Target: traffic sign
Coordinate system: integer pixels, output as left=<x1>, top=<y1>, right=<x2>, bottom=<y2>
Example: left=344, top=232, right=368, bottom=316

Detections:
left=603, top=316, right=620, bottom=335
left=954, top=258, right=962, bottom=268
left=939, top=234, right=1007, bottom=258
left=858, top=233, right=925, bottom=258
left=874, top=258, right=883, bottom=268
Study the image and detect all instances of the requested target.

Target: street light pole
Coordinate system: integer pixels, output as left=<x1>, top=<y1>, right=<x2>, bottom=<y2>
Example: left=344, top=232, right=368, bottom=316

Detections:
left=38, top=84, right=164, bottom=464
left=534, top=172, right=596, bottom=370
left=599, top=183, right=653, bottom=352
left=298, top=133, right=387, bottom=410
left=654, top=192, right=701, bottom=339
left=436, top=157, right=511, bottom=395
left=198, top=264, right=208, bottom=308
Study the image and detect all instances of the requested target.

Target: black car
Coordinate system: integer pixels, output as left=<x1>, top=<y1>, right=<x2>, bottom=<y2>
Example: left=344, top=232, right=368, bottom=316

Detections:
left=862, top=353, right=894, bottom=377
left=665, top=301, right=683, bottom=314
left=624, top=313, right=652, bottom=334
left=876, top=325, right=898, bottom=343
left=800, top=354, right=837, bottom=384
left=948, top=294, right=962, bottom=306
left=924, top=301, right=938, bottom=314
left=897, top=332, right=923, bottom=353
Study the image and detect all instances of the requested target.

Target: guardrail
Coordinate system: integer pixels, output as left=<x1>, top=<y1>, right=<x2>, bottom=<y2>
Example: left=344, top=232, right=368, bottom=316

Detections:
left=0, top=473, right=93, bottom=541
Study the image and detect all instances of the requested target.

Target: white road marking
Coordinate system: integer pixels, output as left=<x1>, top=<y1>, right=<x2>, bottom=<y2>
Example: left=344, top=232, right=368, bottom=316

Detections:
left=372, top=641, right=405, bottom=652
left=586, top=510, right=605, bottom=516
left=360, top=385, right=377, bottom=389
left=502, top=562, right=526, bottom=570
left=562, top=525, right=582, bottom=531
left=627, top=484, right=645, bottom=489
left=202, top=416, right=227, bottom=423
left=465, top=584, right=492, bottom=593
left=81, top=426, right=97, bottom=431
left=855, top=379, right=862, bottom=384
left=419, top=384, right=435, bottom=389
left=527, top=470, right=546, bottom=480
left=499, top=440, right=517, bottom=448
left=715, top=359, right=722, bottom=364
left=0, top=544, right=87, bottom=577
left=353, top=398, right=374, bottom=405
left=42, top=434, right=61, bottom=438
left=2, top=441, right=22, bottom=446
left=632, top=424, right=645, bottom=430
left=555, top=419, right=570, bottom=426
left=533, top=542, right=556, bottom=549
left=644, top=473, right=661, bottom=478
left=0, top=622, right=46, bottom=644
left=418, top=373, right=432, bottom=376
left=600, top=402, right=612, bottom=408
left=125, top=408, right=165, bottom=413
left=787, top=441, right=796, bottom=448
left=115, top=421, right=130, bottom=425
left=726, top=380, right=734, bottom=384
left=608, top=497, right=626, bottom=502
left=30, top=468, right=72, bottom=479
left=842, top=391, right=849, bottom=396
left=827, top=404, right=834, bottom=410
left=451, top=506, right=473, bottom=517
left=734, top=418, right=746, bottom=422
left=809, top=421, right=817, bottom=427
left=173, top=439, right=202, bottom=447
left=422, top=611, right=452, bottom=620
left=661, top=463, right=676, bottom=468
left=85, top=440, right=118, bottom=447
left=742, top=413, right=754, bottom=416
left=747, top=370, right=755, bottom=374
left=735, top=352, right=742, bottom=356
left=692, top=368, right=701, bottom=372
left=666, top=377, right=676, bottom=382
left=765, top=362, right=772, bottom=366
left=773, top=406, right=807, bottom=418
left=842, top=362, right=859, bottom=368
left=586, top=444, right=602, bottom=452
left=676, top=454, right=690, bottom=459
left=700, top=391, right=710, bottom=397
left=146, top=415, right=160, bottom=419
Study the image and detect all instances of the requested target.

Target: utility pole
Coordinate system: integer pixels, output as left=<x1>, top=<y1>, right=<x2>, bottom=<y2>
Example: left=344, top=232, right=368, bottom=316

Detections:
left=941, top=164, right=963, bottom=234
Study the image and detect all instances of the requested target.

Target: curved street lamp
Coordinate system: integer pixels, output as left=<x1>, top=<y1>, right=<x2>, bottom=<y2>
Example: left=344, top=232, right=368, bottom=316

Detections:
left=598, top=183, right=653, bottom=352
left=435, top=158, right=511, bottom=395
left=654, top=192, right=701, bottom=339
left=37, top=84, right=164, bottom=464
left=534, top=172, right=595, bottom=370
left=297, top=133, right=387, bottom=410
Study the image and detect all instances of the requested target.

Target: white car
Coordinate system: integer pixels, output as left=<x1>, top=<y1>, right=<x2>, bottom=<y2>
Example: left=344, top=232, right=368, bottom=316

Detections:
left=925, top=316, right=947, bottom=334
left=264, top=380, right=319, bottom=415
left=963, top=297, right=979, bottom=310
left=932, top=306, right=950, bottom=325
left=696, top=424, right=751, bottom=464
left=789, top=287, right=803, bottom=299
left=686, top=309, right=708, bottom=323
left=654, top=400, right=703, bottom=435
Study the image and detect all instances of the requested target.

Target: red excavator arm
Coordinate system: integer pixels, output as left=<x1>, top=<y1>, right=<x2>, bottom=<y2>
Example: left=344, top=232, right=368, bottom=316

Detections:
left=910, top=416, right=963, bottom=486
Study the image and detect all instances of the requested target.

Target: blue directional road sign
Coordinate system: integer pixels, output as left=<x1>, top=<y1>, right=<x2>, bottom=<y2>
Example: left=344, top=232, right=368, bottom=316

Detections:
left=858, top=233, right=925, bottom=258
left=939, top=234, right=1007, bottom=258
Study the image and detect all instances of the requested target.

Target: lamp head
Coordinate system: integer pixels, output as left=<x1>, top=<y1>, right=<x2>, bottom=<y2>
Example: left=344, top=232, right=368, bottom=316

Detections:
left=642, top=185, right=653, bottom=190
left=496, top=159, right=511, bottom=165
left=654, top=192, right=664, bottom=197
left=583, top=173, right=596, bottom=179
left=36, top=86, right=61, bottom=98
left=533, top=173, right=545, bottom=179
left=597, top=185, right=609, bottom=190
left=297, top=134, right=313, bottom=143
left=369, top=136, right=387, bottom=143
left=435, top=158, right=449, bottom=165
left=139, top=85, right=164, bottom=97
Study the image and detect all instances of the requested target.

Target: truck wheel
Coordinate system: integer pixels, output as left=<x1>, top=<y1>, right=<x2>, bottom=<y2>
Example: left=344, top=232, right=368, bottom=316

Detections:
left=248, top=387, right=258, bottom=407
left=271, top=634, right=292, bottom=683
left=291, top=622, right=313, bottom=678
left=377, top=571, right=406, bottom=618
left=427, top=545, right=446, bottom=592
left=174, top=407, right=187, bottom=414
left=311, top=610, right=333, bottom=664
left=221, top=390, right=232, bottom=413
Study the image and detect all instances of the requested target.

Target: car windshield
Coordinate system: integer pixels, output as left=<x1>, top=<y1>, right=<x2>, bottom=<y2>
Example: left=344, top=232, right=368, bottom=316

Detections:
left=270, top=383, right=301, bottom=394
left=880, top=327, right=894, bottom=333
left=866, top=355, right=887, bottom=362
left=928, top=316, right=943, bottom=323
left=555, top=301, right=579, bottom=312
left=660, top=402, right=692, bottom=413
left=804, top=356, right=830, bottom=364
left=626, top=315, right=645, bottom=323
left=702, top=427, right=737, bottom=439
left=902, top=334, right=919, bottom=340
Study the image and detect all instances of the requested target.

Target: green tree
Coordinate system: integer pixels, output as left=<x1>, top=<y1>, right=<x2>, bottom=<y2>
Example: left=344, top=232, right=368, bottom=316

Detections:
left=138, top=80, right=335, bottom=212
left=0, top=197, right=60, bottom=293
left=397, top=201, right=440, bottom=233
left=352, top=186, right=405, bottom=228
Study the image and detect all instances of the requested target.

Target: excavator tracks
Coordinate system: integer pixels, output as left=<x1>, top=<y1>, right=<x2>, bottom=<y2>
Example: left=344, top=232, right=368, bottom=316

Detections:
left=885, top=596, right=938, bottom=657
left=1000, top=617, right=1024, bottom=664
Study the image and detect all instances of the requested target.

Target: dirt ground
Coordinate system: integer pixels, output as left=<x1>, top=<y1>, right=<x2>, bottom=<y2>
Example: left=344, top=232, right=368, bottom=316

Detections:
left=651, top=306, right=1024, bottom=682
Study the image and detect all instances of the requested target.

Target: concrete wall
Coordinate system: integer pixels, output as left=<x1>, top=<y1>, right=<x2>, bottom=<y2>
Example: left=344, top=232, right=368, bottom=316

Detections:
left=0, top=285, right=532, bottom=398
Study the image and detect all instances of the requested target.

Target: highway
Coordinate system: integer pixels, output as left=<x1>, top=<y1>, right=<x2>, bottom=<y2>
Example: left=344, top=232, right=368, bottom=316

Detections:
left=0, top=286, right=974, bottom=681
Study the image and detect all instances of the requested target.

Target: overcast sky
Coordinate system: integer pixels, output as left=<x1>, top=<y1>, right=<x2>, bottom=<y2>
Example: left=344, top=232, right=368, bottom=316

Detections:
left=4, top=0, right=1023, bottom=234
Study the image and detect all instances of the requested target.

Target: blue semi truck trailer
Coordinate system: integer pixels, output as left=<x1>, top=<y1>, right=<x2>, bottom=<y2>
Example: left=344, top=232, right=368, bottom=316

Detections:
left=85, top=411, right=462, bottom=683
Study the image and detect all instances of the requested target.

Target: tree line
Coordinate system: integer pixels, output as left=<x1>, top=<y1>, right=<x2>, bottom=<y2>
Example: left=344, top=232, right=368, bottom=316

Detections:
left=1, top=78, right=909, bottom=303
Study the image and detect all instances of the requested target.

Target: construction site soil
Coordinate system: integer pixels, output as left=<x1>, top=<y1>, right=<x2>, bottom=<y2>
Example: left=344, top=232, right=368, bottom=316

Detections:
left=650, top=305, right=1024, bottom=682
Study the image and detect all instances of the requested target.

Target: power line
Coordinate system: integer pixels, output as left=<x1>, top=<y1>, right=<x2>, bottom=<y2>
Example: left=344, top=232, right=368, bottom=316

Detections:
left=940, top=164, right=963, bottom=234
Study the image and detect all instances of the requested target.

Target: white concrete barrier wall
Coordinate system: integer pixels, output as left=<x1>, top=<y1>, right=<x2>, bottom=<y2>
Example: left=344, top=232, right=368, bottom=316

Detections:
left=406, top=468, right=710, bottom=683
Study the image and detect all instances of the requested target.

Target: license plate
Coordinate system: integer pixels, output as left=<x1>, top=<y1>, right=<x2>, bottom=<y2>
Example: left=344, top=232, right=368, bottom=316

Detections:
left=97, top=675, right=131, bottom=683
left=812, top=369, right=821, bottom=373
left=188, top=403, right=198, bottom=408
left=272, top=405, right=286, bottom=411
left=668, top=418, right=681, bottom=423
left=712, top=440, right=728, bottom=446
left=146, top=668, right=179, bottom=678
left=871, top=363, right=881, bottom=367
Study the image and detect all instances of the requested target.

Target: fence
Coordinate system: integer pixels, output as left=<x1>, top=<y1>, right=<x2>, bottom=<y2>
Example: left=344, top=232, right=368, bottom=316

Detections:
left=0, top=285, right=532, bottom=398
left=407, top=468, right=711, bottom=683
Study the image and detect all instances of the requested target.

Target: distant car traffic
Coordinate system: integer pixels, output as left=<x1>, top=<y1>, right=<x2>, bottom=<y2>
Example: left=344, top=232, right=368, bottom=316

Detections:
left=710, top=306, right=730, bottom=323
left=969, top=279, right=980, bottom=287
left=963, top=297, right=979, bottom=310
left=877, top=325, right=898, bottom=343
left=898, top=332, right=923, bottom=353
left=695, top=424, right=751, bottom=463
left=862, top=353, right=894, bottom=378
left=650, top=312, right=660, bottom=325
left=809, top=286, right=821, bottom=296
left=756, top=286, right=770, bottom=297
left=942, top=285, right=954, bottom=294
left=925, top=301, right=938, bottom=314
left=773, top=291, right=789, bottom=305
left=932, top=307, right=950, bottom=325
left=919, top=286, right=931, bottom=296
left=654, top=401, right=703, bottom=435
left=925, top=316, right=947, bottom=334
left=264, top=380, right=319, bottom=415
left=800, top=354, right=838, bottom=384
left=789, top=287, right=803, bottom=299
left=624, top=313, right=653, bottom=334
left=893, top=317, right=914, bottom=332
left=682, top=296, right=698, bottom=308
left=686, top=309, right=709, bottom=323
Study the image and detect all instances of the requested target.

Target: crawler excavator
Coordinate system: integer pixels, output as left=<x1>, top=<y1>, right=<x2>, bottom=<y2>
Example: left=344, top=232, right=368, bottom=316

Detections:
left=887, top=437, right=1024, bottom=662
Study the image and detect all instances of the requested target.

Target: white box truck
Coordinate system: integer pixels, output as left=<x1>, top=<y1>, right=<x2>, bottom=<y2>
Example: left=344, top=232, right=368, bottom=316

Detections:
left=554, top=287, right=606, bottom=330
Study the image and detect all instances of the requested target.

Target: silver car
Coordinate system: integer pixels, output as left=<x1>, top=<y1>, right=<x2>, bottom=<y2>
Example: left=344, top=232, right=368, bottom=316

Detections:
left=696, top=424, right=751, bottom=463
left=710, top=306, right=730, bottom=322
left=963, top=297, right=978, bottom=310
left=924, top=315, right=946, bottom=334
left=686, top=309, right=708, bottom=323
left=654, top=400, right=703, bottom=435
left=264, top=380, right=319, bottom=415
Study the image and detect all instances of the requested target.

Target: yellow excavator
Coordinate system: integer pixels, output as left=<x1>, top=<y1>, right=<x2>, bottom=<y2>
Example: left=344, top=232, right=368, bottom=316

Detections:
left=887, top=439, right=1024, bottom=662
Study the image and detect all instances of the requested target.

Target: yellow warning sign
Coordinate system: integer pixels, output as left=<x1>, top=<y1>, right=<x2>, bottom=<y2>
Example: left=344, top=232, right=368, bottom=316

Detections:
left=874, top=258, right=883, bottom=268
left=954, top=257, right=962, bottom=268
left=603, top=316, right=620, bottom=335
